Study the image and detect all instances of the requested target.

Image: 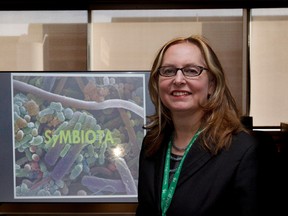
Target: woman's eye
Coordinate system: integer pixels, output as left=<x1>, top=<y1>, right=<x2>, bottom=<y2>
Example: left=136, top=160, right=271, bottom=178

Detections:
left=164, top=68, right=175, bottom=74
left=185, top=68, right=198, bottom=74
left=187, top=69, right=195, bottom=73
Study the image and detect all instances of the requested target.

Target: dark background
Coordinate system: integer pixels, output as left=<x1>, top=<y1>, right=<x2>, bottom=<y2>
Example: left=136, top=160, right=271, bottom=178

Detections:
left=0, top=0, right=287, bottom=10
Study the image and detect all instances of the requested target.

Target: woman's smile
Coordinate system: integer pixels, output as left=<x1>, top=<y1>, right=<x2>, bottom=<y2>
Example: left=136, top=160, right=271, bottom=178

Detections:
left=171, top=90, right=191, bottom=97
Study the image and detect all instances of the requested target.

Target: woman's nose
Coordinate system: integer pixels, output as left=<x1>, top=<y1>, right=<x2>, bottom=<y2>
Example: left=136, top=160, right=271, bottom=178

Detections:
left=173, top=69, right=186, bottom=84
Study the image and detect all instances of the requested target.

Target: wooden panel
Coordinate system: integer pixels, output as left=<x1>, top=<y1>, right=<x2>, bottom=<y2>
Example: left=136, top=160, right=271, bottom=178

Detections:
left=43, top=24, right=87, bottom=71
left=0, top=203, right=137, bottom=215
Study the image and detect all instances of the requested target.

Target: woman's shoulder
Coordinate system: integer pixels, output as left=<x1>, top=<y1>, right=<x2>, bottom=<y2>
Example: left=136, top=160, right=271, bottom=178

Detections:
left=233, top=130, right=256, bottom=142
left=229, top=130, right=258, bottom=152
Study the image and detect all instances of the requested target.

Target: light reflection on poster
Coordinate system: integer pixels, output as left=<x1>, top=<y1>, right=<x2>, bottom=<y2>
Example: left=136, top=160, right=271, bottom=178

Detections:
left=12, top=73, right=148, bottom=200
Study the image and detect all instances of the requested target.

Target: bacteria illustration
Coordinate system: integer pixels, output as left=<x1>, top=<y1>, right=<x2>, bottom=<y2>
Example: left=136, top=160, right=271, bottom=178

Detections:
left=13, top=73, right=146, bottom=198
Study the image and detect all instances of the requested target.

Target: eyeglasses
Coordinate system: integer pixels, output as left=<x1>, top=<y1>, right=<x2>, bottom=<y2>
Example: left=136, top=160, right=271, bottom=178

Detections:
left=158, top=65, right=208, bottom=78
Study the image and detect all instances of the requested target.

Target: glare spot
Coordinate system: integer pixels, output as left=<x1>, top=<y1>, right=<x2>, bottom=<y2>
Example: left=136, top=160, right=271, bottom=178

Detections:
left=112, top=146, right=124, bottom=158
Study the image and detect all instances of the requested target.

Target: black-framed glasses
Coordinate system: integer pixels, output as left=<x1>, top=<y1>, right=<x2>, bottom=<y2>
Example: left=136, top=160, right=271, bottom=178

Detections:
left=158, top=65, right=208, bottom=78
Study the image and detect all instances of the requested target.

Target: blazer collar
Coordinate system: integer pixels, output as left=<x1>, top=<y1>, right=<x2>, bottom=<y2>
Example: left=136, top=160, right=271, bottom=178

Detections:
left=178, top=140, right=213, bottom=186
left=154, top=139, right=213, bottom=195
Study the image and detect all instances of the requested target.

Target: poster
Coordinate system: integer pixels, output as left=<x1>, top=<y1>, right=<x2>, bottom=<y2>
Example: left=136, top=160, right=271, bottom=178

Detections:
left=9, top=72, right=150, bottom=201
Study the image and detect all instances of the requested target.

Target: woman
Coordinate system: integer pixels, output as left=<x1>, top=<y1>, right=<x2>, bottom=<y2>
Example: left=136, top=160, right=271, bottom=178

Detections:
left=136, top=35, right=260, bottom=216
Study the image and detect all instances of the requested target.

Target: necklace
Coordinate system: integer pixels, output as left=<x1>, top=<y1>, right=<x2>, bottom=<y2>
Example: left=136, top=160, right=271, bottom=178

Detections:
left=172, top=142, right=187, bottom=152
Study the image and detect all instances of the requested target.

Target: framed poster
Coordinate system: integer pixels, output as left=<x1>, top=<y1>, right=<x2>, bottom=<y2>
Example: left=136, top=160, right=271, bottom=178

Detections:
left=0, top=72, right=153, bottom=203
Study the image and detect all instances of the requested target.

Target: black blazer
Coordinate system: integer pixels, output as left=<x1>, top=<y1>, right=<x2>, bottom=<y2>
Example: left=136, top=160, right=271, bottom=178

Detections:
left=136, top=131, right=265, bottom=216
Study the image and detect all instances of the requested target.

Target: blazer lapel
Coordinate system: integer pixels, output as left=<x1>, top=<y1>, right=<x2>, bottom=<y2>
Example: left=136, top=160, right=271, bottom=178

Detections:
left=154, top=140, right=169, bottom=212
left=151, top=138, right=213, bottom=211
left=177, top=140, right=213, bottom=186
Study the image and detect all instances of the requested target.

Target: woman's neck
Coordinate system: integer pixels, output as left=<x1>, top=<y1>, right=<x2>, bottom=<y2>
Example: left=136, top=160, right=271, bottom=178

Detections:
left=172, top=110, right=202, bottom=134
left=171, top=113, right=202, bottom=155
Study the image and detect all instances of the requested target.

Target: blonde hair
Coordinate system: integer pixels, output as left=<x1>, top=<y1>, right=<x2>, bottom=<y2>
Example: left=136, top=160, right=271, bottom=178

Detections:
left=143, top=35, right=244, bottom=156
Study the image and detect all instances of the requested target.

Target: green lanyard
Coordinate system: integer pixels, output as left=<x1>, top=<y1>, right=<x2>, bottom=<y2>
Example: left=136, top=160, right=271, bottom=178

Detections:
left=161, top=130, right=201, bottom=216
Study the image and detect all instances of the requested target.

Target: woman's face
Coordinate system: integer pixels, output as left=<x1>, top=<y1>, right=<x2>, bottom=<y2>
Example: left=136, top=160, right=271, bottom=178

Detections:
left=158, top=42, right=213, bottom=116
